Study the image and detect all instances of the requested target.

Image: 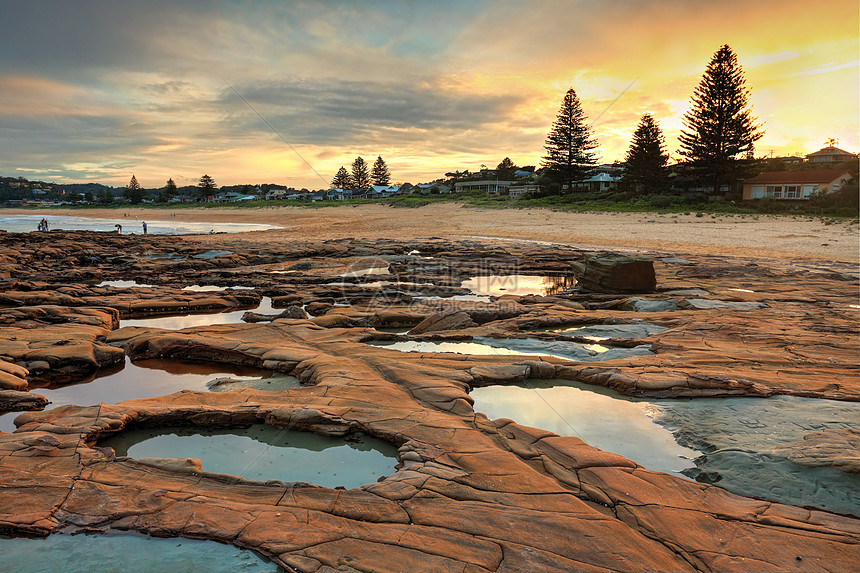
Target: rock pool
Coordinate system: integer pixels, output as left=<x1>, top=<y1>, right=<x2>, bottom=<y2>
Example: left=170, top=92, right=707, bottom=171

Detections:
left=101, top=424, right=399, bottom=488
left=0, top=533, right=281, bottom=572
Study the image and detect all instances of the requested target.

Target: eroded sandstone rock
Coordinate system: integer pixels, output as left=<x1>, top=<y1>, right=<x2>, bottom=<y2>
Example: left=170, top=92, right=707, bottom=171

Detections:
left=571, top=253, right=657, bottom=293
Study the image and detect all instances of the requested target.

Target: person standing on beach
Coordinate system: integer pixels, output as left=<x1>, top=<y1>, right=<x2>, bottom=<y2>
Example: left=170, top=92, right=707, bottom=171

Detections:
left=142, top=221, right=147, bottom=235
left=115, top=224, right=122, bottom=234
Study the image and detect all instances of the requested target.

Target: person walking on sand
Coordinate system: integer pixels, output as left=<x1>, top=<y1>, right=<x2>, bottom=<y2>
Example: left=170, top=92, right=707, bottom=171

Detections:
left=142, top=221, right=148, bottom=235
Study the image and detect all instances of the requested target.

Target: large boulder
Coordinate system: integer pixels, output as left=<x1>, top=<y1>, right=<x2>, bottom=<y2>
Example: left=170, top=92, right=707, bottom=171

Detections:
left=571, top=253, right=656, bottom=293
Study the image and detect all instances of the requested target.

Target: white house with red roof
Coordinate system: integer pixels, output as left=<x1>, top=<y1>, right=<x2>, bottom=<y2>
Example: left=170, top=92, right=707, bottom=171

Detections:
left=741, top=170, right=852, bottom=200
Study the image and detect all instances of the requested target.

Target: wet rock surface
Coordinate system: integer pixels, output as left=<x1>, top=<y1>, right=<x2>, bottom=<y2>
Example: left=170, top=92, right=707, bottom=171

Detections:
left=0, top=229, right=858, bottom=571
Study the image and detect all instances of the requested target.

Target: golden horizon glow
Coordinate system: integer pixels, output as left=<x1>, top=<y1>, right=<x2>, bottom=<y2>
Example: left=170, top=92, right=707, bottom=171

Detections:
left=0, top=1, right=856, bottom=188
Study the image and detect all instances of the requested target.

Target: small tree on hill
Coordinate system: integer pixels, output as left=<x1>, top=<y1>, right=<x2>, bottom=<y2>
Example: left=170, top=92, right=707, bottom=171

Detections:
left=542, top=88, right=598, bottom=193
left=623, top=114, right=669, bottom=195
left=371, top=156, right=391, bottom=186
left=197, top=174, right=217, bottom=200
left=495, top=157, right=518, bottom=180
left=331, top=166, right=353, bottom=188
left=159, top=178, right=178, bottom=202
left=124, top=175, right=146, bottom=204
left=678, top=44, right=764, bottom=194
left=97, top=188, right=113, bottom=204
left=351, top=157, right=370, bottom=190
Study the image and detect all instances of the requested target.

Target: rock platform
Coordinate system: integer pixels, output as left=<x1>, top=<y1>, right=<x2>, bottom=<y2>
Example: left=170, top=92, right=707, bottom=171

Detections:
left=0, top=230, right=858, bottom=571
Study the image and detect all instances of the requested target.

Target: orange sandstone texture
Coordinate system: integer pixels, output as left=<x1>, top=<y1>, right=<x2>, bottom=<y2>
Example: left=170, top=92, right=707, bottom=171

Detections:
left=0, top=229, right=858, bottom=571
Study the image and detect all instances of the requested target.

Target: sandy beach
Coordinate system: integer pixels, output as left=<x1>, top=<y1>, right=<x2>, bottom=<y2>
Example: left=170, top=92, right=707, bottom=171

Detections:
left=3, top=204, right=858, bottom=263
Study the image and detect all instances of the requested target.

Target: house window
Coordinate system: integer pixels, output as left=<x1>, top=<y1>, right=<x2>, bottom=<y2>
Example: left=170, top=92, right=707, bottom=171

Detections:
left=784, top=185, right=800, bottom=198
left=750, top=185, right=764, bottom=198
left=765, top=185, right=782, bottom=198
left=802, top=184, right=819, bottom=198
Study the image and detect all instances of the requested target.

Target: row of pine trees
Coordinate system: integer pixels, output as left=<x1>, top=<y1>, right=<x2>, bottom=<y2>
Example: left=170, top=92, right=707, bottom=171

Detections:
left=541, top=44, right=763, bottom=195
left=324, top=45, right=763, bottom=197
left=331, top=156, right=391, bottom=189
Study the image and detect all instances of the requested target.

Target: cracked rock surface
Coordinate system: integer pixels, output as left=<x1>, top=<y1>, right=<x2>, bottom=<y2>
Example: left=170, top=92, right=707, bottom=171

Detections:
left=1, top=230, right=858, bottom=572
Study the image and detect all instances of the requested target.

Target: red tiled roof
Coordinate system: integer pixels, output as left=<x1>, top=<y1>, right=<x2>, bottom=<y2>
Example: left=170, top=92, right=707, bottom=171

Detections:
left=743, top=170, right=852, bottom=185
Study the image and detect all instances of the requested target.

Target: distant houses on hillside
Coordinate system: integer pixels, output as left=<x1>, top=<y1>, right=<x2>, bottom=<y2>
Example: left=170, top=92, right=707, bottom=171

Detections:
left=0, top=143, right=855, bottom=207
left=805, top=146, right=857, bottom=164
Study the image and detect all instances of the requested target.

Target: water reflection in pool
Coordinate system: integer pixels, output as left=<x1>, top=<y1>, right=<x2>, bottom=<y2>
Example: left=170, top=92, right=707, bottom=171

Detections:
left=371, top=337, right=653, bottom=362
left=471, top=380, right=860, bottom=514
left=96, top=280, right=157, bottom=289
left=120, top=297, right=276, bottom=329
left=557, top=323, right=668, bottom=338
left=0, top=533, right=281, bottom=572
left=470, top=380, right=700, bottom=474
left=102, top=424, right=399, bottom=489
left=461, top=275, right=577, bottom=297
left=0, top=358, right=296, bottom=433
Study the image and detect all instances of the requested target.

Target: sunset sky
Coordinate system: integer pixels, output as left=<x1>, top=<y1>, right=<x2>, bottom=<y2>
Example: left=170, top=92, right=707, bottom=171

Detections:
left=1, top=0, right=857, bottom=189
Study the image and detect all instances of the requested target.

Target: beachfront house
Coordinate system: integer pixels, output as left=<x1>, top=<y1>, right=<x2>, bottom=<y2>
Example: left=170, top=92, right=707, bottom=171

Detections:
left=741, top=170, right=852, bottom=201
left=569, top=172, right=620, bottom=193
left=266, top=189, right=288, bottom=200
left=415, top=183, right=451, bottom=195
left=508, top=184, right=541, bottom=199
left=453, top=179, right=516, bottom=195
left=215, top=191, right=257, bottom=202
left=368, top=185, right=400, bottom=198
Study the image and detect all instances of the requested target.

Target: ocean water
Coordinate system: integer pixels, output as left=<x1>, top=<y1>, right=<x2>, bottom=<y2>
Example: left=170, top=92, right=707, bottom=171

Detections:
left=0, top=213, right=280, bottom=235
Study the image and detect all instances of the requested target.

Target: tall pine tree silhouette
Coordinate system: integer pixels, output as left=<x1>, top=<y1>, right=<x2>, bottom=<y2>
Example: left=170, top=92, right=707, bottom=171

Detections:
left=623, top=114, right=669, bottom=195
left=542, top=88, right=598, bottom=193
left=371, top=156, right=391, bottom=186
left=678, top=45, right=764, bottom=194
left=331, top=166, right=353, bottom=188
left=351, top=157, right=370, bottom=190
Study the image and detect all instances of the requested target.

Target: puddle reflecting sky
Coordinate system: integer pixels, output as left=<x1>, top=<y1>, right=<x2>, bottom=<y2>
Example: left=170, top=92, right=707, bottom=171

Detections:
left=371, top=340, right=558, bottom=358
left=471, top=380, right=700, bottom=475
left=370, top=338, right=652, bottom=362
left=96, top=280, right=158, bottom=288
left=461, top=275, right=576, bottom=297
left=0, top=358, right=288, bottom=433
left=0, top=533, right=281, bottom=573
left=471, top=381, right=860, bottom=514
left=102, top=424, right=398, bottom=489
left=120, top=297, right=276, bottom=329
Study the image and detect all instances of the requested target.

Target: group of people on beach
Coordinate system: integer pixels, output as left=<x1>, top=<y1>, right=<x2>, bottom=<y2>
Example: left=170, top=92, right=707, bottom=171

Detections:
left=114, top=221, right=147, bottom=234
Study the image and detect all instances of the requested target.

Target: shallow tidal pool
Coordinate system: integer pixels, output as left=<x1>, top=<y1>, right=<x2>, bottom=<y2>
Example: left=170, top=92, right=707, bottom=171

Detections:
left=0, top=358, right=297, bottom=433
left=0, top=533, right=282, bottom=572
left=101, top=424, right=399, bottom=488
left=371, top=337, right=653, bottom=362
left=470, top=379, right=701, bottom=475
left=472, top=379, right=860, bottom=516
